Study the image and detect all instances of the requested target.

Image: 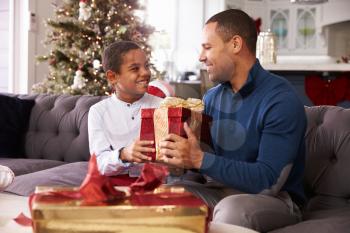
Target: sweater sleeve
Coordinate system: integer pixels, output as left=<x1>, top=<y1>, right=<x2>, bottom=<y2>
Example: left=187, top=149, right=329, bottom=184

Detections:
left=88, top=105, right=131, bottom=176
left=200, top=92, right=306, bottom=194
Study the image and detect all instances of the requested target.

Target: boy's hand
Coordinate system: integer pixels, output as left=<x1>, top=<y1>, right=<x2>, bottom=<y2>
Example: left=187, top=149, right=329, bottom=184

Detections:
left=120, top=139, right=154, bottom=163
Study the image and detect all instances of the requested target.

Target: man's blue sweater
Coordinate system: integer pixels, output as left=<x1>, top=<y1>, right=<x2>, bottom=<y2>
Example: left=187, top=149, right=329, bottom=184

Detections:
left=200, top=60, right=307, bottom=205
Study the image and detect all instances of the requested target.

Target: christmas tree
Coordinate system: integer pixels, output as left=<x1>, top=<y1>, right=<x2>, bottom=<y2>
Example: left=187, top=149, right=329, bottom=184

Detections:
left=34, top=0, right=157, bottom=96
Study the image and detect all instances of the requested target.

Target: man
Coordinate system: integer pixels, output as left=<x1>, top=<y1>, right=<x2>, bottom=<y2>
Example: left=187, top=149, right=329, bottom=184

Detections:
left=160, top=9, right=306, bottom=232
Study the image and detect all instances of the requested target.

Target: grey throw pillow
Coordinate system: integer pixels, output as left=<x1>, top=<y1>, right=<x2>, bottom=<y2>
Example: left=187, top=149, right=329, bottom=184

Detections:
left=5, top=162, right=88, bottom=196
left=0, top=158, right=67, bottom=176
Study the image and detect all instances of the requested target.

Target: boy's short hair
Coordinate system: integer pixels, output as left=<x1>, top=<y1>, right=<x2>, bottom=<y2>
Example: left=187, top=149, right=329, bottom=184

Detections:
left=102, top=41, right=141, bottom=73
left=206, top=9, right=257, bottom=55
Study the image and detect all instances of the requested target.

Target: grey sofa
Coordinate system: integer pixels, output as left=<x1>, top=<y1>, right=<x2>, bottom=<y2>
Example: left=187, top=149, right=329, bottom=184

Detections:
left=1, top=94, right=105, bottom=195
left=1, top=94, right=349, bottom=232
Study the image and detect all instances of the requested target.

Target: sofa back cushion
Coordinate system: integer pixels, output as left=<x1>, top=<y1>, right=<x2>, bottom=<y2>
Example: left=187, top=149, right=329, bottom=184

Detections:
left=304, top=106, right=350, bottom=199
left=0, top=94, right=35, bottom=157
left=23, top=94, right=105, bottom=162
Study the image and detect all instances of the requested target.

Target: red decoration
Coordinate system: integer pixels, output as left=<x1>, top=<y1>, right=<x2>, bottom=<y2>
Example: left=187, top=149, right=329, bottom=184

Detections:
left=255, top=18, right=262, bottom=34
left=147, top=79, right=175, bottom=98
left=79, top=154, right=125, bottom=203
left=130, top=163, right=169, bottom=193
left=147, top=85, right=166, bottom=98
left=14, top=213, right=32, bottom=227
left=305, top=75, right=349, bottom=106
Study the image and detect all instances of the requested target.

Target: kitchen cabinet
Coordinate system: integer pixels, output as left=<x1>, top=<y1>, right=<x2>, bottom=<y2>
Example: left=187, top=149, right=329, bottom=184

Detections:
left=225, top=0, right=328, bottom=55
left=268, top=3, right=327, bottom=55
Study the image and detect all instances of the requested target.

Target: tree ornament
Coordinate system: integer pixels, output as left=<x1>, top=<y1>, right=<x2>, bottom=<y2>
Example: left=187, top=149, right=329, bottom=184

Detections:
left=94, top=24, right=101, bottom=35
left=104, top=26, right=111, bottom=32
left=71, top=70, right=86, bottom=89
left=119, top=25, right=127, bottom=34
left=93, top=59, right=101, bottom=69
left=49, top=58, right=56, bottom=65
left=78, top=0, right=92, bottom=21
left=107, top=6, right=115, bottom=17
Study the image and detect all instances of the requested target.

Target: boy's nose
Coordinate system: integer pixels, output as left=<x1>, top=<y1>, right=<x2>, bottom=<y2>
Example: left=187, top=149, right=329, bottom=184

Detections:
left=141, top=67, right=151, bottom=76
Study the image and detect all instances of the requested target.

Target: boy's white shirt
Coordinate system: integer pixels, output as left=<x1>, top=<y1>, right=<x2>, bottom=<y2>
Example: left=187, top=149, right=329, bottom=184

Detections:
left=88, top=93, right=162, bottom=176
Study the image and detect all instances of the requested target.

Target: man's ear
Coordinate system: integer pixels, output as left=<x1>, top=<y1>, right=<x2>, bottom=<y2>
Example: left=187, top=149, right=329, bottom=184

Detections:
left=106, top=70, right=117, bottom=85
left=230, top=35, right=243, bottom=54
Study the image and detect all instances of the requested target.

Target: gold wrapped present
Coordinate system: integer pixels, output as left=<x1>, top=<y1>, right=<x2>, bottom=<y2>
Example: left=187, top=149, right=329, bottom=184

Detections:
left=31, top=186, right=208, bottom=233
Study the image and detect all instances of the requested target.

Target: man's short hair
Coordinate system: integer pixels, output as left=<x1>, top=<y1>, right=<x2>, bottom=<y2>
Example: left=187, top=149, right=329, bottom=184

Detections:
left=206, top=9, right=257, bottom=54
left=102, top=41, right=141, bottom=73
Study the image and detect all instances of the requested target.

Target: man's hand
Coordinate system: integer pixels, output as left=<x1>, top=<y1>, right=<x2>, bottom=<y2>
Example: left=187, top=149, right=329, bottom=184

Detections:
left=159, top=123, right=204, bottom=169
left=120, top=138, right=154, bottom=163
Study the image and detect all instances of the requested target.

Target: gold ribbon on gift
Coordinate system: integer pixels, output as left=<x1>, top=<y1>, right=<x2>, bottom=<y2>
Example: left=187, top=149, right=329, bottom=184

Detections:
left=154, top=97, right=204, bottom=161
left=159, top=97, right=204, bottom=112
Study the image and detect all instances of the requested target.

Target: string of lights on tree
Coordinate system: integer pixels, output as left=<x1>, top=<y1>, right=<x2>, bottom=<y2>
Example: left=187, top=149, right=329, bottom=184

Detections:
left=34, top=0, right=160, bottom=96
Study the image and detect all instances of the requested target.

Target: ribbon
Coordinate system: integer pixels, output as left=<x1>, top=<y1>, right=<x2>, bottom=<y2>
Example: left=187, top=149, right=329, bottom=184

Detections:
left=141, top=97, right=211, bottom=161
left=15, top=154, right=169, bottom=227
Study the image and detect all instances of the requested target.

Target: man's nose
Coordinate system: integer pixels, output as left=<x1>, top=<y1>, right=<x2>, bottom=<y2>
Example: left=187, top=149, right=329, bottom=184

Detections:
left=199, top=50, right=206, bottom=63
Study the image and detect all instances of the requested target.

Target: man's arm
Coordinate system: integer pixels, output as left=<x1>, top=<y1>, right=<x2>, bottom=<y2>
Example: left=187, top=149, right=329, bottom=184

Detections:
left=200, top=92, right=306, bottom=194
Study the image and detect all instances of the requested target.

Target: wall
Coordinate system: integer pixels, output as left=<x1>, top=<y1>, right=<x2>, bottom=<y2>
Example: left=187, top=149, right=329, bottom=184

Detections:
left=0, top=0, right=9, bottom=92
left=31, top=0, right=54, bottom=92
left=172, top=0, right=205, bottom=75
left=7, top=0, right=53, bottom=94
left=327, top=21, right=350, bottom=57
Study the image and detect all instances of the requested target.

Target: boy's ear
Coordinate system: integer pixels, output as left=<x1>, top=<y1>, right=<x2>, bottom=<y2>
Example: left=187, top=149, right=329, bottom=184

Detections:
left=106, top=70, right=118, bottom=85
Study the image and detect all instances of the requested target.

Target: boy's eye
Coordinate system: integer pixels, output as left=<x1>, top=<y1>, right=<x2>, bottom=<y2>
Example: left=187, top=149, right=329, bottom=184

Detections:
left=130, top=67, right=139, bottom=72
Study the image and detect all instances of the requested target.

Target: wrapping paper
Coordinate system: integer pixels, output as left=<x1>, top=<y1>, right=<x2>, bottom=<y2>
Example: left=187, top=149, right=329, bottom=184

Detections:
left=27, top=155, right=208, bottom=233
left=140, top=97, right=212, bottom=161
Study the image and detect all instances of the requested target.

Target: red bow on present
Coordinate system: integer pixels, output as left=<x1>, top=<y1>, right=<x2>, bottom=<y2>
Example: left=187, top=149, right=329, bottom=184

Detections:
left=305, top=75, right=349, bottom=106
left=79, top=155, right=126, bottom=202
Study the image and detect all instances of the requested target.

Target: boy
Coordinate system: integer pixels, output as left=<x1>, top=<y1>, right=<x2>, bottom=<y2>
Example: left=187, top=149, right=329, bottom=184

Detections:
left=88, top=41, right=162, bottom=176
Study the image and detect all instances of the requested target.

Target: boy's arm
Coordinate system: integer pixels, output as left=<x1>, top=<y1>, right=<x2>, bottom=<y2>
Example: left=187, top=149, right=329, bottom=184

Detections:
left=88, top=106, right=131, bottom=176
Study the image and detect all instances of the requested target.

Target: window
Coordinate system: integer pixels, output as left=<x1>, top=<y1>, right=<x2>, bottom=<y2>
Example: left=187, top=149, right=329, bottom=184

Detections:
left=0, top=0, right=9, bottom=92
left=143, top=0, right=177, bottom=79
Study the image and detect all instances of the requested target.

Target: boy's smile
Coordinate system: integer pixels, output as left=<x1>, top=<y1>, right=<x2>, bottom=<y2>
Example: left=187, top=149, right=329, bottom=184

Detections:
left=109, top=48, right=151, bottom=103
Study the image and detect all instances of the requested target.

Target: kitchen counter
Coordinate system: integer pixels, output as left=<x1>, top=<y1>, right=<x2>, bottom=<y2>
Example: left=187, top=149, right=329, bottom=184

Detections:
left=261, top=56, right=350, bottom=72
left=262, top=63, right=350, bottom=72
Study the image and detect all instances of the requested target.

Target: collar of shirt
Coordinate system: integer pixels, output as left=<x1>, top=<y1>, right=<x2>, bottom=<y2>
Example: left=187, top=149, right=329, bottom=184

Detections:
left=222, top=59, right=266, bottom=98
left=111, top=93, right=149, bottom=107
left=111, top=93, right=151, bottom=121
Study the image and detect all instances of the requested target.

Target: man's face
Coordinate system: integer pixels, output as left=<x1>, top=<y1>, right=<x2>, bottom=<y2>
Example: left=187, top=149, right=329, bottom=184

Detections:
left=199, top=22, right=235, bottom=83
left=112, top=49, right=151, bottom=100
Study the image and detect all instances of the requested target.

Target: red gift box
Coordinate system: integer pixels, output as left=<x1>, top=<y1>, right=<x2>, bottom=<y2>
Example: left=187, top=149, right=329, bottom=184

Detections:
left=140, top=107, right=212, bottom=161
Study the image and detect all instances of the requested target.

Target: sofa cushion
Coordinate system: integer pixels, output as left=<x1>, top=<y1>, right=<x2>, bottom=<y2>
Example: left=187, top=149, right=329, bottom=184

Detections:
left=0, top=158, right=66, bottom=176
left=23, top=94, right=105, bottom=162
left=4, top=162, right=88, bottom=196
left=0, top=95, right=34, bottom=157
left=269, top=214, right=350, bottom=233
left=304, top=106, right=350, bottom=199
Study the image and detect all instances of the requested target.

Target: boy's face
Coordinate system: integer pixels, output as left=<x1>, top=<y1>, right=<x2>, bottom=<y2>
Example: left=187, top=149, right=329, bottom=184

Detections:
left=108, top=48, right=151, bottom=102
